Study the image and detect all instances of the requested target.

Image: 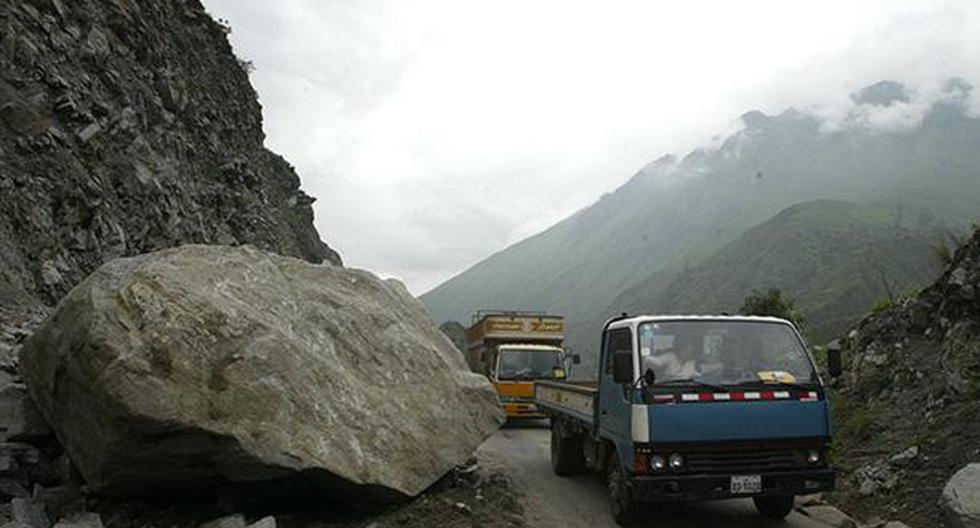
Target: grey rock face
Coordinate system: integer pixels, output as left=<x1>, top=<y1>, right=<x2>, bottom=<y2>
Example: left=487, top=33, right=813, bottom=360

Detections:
left=11, top=496, right=51, bottom=528
left=0, top=383, right=52, bottom=441
left=943, top=464, right=980, bottom=528
left=31, top=485, right=85, bottom=525
left=0, top=284, right=49, bottom=372
left=21, top=245, right=503, bottom=501
left=0, top=0, right=340, bottom=311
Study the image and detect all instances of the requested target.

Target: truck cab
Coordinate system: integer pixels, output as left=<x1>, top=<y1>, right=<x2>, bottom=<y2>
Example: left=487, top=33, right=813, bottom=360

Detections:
left=466, top=310, right=577, bottom=420
left=536, top=315, right=840, bottom=525
left=492, top=343, right=567, bottom=417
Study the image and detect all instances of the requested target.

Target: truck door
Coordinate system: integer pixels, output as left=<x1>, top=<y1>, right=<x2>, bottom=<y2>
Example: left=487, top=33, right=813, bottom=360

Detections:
left=599, top=327, right=634, bottom=443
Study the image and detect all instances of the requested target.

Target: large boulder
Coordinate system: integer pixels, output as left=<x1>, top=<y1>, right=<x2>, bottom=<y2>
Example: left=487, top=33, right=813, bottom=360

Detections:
left=943, top=464, right=980, bottom=528
left=20, top=245, right=503, bottom=501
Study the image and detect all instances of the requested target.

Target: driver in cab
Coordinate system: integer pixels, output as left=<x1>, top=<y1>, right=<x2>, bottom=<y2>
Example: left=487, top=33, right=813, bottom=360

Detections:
left=640, top=326, right=701, bottom=381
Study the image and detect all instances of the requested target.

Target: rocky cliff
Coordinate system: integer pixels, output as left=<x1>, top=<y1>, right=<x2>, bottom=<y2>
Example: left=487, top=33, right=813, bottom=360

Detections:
left=0, top=0, right=339, bottom=315
left=832, top=227, right=980, bottom=527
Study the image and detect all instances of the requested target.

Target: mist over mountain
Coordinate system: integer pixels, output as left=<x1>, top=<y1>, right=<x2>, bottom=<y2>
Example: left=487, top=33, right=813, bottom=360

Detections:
left=421, top=78, right=980, bottom=364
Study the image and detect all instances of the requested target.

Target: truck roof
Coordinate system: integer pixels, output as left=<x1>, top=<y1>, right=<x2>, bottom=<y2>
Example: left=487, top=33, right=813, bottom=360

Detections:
left=496, top=343, right=563, bottom=351
left=470, top=309, right=552, bottom=324
left=606, top=314, right=795, bottom=331
left=466, top=311, right=565, bottom=345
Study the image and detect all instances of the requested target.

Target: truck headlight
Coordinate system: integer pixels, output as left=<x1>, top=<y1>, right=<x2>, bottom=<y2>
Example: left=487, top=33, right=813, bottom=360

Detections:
left=650, top=455, right=666, bottom=471
left=807, top=450, right=821, bottom=464
left=669, top=453, right=684, bottom=469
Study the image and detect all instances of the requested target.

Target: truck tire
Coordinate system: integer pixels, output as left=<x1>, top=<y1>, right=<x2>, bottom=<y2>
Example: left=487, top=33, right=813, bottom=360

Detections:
left=550, top=419, right=585, bottom=476
left=606, top=454, right=641, bottom=526
left=753, top=495, right=795, bottom=519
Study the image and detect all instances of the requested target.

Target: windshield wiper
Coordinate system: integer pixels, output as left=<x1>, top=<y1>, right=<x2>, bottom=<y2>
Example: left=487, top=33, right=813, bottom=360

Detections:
left=652, top=378, right=726, bottom=391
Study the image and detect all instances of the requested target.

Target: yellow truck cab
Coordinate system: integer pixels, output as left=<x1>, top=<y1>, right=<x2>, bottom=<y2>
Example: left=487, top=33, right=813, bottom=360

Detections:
left=465, top=311, right=578, bottom=419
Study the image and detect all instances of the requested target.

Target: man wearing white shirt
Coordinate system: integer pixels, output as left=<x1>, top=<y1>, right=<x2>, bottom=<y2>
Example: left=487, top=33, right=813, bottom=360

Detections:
left=642, top=333, right=701, bottom=381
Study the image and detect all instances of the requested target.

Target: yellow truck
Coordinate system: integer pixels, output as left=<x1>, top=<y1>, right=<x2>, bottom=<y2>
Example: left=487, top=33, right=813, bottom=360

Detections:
left=465, top=310, right=578, bottom=419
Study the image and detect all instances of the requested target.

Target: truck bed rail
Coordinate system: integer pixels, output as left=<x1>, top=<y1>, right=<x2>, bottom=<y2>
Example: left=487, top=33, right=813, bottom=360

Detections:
left=535, top=380, right=597, bottom=425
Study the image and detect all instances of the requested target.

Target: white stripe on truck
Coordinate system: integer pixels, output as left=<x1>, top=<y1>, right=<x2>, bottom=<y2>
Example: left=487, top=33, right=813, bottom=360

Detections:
left=631, top=404, right=649, bottom=443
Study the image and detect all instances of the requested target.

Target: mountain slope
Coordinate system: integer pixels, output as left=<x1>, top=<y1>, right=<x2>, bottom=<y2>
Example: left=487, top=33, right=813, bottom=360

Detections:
left=421, top=79, right=980, bottom=342
left=611, top=200, right=945, bottom=343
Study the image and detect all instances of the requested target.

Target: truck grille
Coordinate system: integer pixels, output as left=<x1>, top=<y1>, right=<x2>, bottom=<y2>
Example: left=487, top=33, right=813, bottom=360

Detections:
left=685, top=449, right=803, bottom=474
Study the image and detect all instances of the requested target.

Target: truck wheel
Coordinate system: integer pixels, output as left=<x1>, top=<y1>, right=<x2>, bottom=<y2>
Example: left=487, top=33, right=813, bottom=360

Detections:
left=753, top=495, right=795, bottom=519
left=550, top=420, right=585, bottom=476
left=606, top=455, right=640, bottom=526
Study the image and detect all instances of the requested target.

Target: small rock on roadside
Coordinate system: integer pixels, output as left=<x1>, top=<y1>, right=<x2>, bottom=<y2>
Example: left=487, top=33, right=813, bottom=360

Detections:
left=52, top=512, right=104, bottom=528
left=942, top=463, right=980, bottom=528
left=797, top=493, right=825, bottom=507
left=889, top=446, right=919, bottom=467
left=199, top=515, right=246, bottom=528
left=859, top=478, right=879, bottom=496
left=797, top=504, right=858, bottom=528
left=247, top=517, right=275, bottom=528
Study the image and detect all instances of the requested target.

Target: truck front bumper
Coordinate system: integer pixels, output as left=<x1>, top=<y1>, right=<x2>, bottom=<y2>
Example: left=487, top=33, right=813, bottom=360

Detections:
left=502, top=402, right=546, bottom=419
left=630, top=468, right=835, bottom=502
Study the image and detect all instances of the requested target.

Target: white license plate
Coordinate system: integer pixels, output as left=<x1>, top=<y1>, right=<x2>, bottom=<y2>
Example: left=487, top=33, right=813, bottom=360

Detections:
left=730, top=475, right=762, bottom=494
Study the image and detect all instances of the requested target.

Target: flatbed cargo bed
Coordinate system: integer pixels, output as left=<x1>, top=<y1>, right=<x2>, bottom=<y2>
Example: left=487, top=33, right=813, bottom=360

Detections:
left=534, top=380, right=597, bottom=426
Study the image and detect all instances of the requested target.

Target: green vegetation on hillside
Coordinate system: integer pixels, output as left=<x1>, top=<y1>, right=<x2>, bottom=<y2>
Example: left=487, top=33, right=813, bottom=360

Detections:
left=613, top=200, right=944, bottom=344
left=739, top=288, right=806, bottom=329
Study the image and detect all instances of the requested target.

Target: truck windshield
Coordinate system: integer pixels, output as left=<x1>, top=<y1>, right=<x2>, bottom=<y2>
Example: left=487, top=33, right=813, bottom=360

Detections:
left=637, top=321, right=817, bottom=386
left=497, top=349, right=563, bottom=381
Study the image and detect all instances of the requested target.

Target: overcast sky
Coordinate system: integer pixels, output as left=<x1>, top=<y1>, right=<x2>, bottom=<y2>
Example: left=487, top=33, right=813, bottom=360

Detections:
left=202, top=0, right=980, bottom=294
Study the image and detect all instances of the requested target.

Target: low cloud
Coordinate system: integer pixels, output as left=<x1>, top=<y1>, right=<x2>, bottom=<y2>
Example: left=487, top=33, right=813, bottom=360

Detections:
left=203, top=0, right=980, bottom=294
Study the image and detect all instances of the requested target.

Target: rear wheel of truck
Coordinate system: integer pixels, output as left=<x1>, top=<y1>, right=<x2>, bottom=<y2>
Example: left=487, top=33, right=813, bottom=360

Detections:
left=606, top=455, right=640, bottom=526
left=550, top=419, right=584, bottom=475
left=753, top=495, right=795, bottom=518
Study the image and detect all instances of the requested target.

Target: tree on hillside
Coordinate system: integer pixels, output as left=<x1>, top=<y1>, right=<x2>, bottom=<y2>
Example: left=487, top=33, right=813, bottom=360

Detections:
left=739, top=288, right=807, bottom=329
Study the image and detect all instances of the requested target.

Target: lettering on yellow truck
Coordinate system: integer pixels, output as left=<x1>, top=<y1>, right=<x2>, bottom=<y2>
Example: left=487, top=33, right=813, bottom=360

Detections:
left=465, top=310, right=580, bottom=420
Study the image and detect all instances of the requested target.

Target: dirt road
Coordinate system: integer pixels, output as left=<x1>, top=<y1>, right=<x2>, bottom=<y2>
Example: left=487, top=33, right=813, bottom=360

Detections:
left=477, top=421, right=832, bottom=528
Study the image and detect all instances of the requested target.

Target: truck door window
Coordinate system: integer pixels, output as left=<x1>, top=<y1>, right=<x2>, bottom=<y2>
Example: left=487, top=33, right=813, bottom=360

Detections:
left=604, top=328, right=633, bottom=376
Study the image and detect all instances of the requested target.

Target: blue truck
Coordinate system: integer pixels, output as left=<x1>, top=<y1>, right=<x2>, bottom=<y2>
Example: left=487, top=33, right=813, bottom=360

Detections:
left=535, top=315, right=841, bottom=525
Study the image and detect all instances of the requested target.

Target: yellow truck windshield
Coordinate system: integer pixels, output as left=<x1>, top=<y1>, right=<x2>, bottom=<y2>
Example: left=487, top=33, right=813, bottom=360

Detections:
left=497, top=349, right=563, bottom=381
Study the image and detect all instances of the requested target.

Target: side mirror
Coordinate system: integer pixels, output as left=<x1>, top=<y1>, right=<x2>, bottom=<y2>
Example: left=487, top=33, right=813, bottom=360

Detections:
left=612, top=350, right=634, bottom=384
left=571, top=354, right=581, bottom=365
left=642, top=367, right=656, bottom=386
left=827, top=344, right=843, bottom=378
